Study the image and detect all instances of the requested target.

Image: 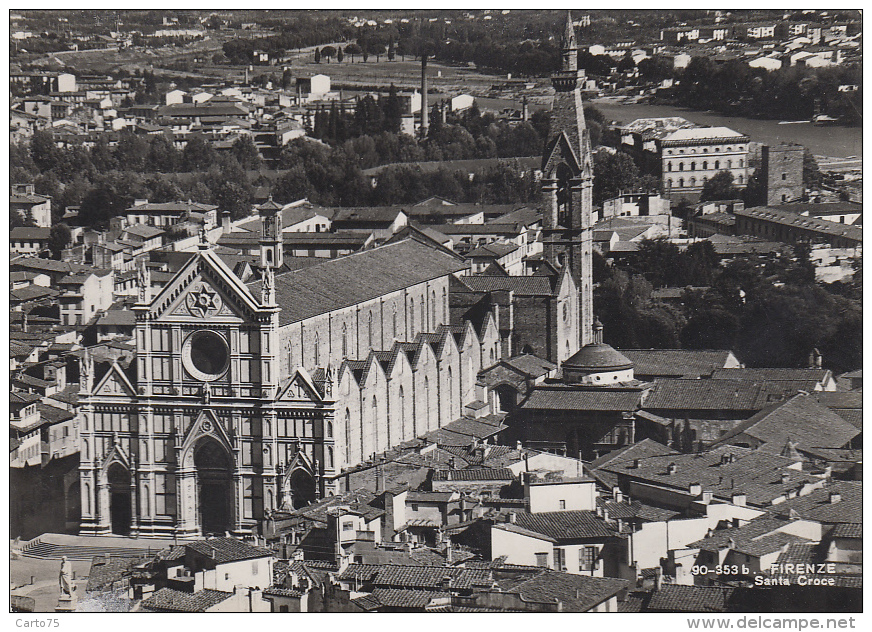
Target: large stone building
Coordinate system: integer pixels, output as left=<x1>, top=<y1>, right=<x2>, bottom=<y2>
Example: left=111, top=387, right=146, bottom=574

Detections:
left=75, top=12, right=595, bottom=540
left=618, top=118, right=750, bottom=201
left=77, top=232, right=499, bottom=538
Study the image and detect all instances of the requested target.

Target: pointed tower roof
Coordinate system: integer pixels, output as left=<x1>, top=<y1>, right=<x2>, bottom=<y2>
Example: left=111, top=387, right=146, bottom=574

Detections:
left=562, top=10, right=577, bottom=52
left=258, top=196, right=283, bottom=212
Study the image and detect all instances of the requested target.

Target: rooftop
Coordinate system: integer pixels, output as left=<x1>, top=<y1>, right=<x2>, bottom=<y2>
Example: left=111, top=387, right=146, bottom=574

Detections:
left=246, top=238, right=465, bottom=326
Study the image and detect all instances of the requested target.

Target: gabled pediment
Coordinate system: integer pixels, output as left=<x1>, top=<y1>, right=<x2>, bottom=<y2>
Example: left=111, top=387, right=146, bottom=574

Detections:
left=100, top=440, right=132, bottom=475
left=542, top=131, right=582, bottom=178
left=149, top=250, right=261, bottom=322
left=180, top=409, right=234, bottom=465
left=93, top=363, right=137, bottom=398
left=278, top=368, right=323, bottom=403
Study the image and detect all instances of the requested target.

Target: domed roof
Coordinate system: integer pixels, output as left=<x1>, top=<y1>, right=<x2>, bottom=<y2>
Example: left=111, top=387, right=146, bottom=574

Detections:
left=563, top=343, right=634, bottom=372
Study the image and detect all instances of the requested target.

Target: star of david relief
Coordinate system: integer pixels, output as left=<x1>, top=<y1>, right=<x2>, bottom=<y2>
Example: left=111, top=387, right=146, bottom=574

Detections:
left=186, top=284, right=223, bottom=318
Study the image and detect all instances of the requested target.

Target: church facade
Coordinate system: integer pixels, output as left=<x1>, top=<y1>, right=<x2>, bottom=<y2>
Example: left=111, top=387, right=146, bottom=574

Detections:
left=78, top=235, right=497, bottom=538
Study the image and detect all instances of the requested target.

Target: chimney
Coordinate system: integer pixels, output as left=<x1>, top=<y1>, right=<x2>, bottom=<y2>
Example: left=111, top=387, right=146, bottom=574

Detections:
left=632, top=459, right=641, bottom=469
left=221, top=211, right=231, bottom=234
left=375, top=463, right=384, bottom=494
left=516, top=440, right=523, bottom=451
left=702, top=491, right=713, bottom=504
left=22, top=313, right=27, bottom=333
left=781, top=472, right=790, bottom=485
left=731, top=493, right=747, bottom=507
left=654, top=567, right=663, bottom=591
left=420, top=55, right=429, bottom=137
left=507, top=512, right=516, bottom=524
left=612, top=487, right=623, bottom=503
left=666, top=462, right=677, bottom=475
left=829, top=491, right=841, bottom=504
left=689, top=483, right=702, bottom=496
left=727, top=537, right=736, bottom=549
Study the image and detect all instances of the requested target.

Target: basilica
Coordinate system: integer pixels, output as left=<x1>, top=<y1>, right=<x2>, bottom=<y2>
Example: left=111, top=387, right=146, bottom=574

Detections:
left=77, top=12, right=595, bottom=538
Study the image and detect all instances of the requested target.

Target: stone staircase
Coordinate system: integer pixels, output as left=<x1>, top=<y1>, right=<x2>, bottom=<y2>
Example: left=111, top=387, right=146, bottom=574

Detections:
left=20, top=537, right=163, bottom=561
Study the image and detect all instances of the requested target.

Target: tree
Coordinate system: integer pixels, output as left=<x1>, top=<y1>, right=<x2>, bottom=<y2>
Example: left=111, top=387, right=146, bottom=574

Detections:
left=230, top=136, right=262, bottom=170
left=336, top=47, right=344, bottom=63
left=742, top=168, right=767, bottom=206
left=344, top=43, right=362, bottom=62
left=183, top=135, right=218, bottom=171
left=382, top=83, right=403, bottom=134
left=699, top=170, right=739, bottom=202
left=803, top=148, right=822, bottom=190
left=321, top=45, right=336, bottom=61
left=314, top=47, right=321, bottom=63
left=30, top=130, right=61, bottom=173
left=593, top=150, right=642, bottom=205
left=48, top=223, right=72, bottom=258
left=681, top=308, right=739, bottom=349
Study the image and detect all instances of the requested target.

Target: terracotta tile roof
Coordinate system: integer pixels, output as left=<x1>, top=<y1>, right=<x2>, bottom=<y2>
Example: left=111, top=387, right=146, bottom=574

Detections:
left=250, top=239, right=464, bottom=326
left=687, top=515, right=804, bottom=552
left=597, top=444, right=818, bottom=507
left=596, top=497, right=681, bottom=522
left=769, top=481, right=862, bottom=524
left=186, top=537, right=273, bottom=564
left=619, top=591, right=649, bottom=612
left=339, top=564, right=492, bottom=590
left=263, top=587, right=304, bottom=598
left=621, top=349, right=736, bottom=378
left=86, top=554, right=149, bottom=592
left=521, top=387, right=642, bottom=411
left=774, top=542, right=818, bottom=566
left=643, top=378, right=809, bottom=412
left=140, top=587, right=232, bottom=612
left=709, top=368, right=831, bottom=383
left=713, top=393, right=859, bottom=452
left=370, top=588, right=449, bottom=609
left=458, top=275, right=555, bottom=296
left=432, top=468, right=515, bottom=482
left=507, top=570, right=628, bottom=612
left=351, top=593, right=382, bottom=611
left=647, top=584, right=733, bottom=612
left=830, top=523, right=862, bottom=539
left=513, top=510, right=616, bottom=541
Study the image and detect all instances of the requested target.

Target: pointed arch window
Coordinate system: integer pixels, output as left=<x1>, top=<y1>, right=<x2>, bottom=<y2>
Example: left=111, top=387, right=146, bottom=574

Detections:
left=367, top=312, right=374, bottom=349
left=410, top=301, right=415, bottom=337
left=313, top=334, right=320, bottom=365
left=442, top=287, right=447, bottom=323
left=344, top=408, right=351, bottom=463
left=556, top=163, right=573, bottom=227
left=341, top=324, right=348, bottom=357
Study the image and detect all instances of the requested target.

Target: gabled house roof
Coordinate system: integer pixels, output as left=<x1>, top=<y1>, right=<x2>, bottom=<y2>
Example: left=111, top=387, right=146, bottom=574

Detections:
left=186, top=537, right=273, bottom=564
left=712, top=393, right=859, bottom=453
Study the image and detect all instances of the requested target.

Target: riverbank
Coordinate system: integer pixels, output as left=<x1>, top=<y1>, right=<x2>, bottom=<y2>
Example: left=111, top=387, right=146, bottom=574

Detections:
left=590, top=97, right=861, bottom=159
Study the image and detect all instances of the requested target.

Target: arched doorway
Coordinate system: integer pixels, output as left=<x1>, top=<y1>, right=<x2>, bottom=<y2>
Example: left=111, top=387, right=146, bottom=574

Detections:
left=194, top=439, right=233, bottom=535
left=290, top=468, right=315, bottom=509
left=107, top=465, right=131, bottom=535
left=494, top=384, right=519, bottom=413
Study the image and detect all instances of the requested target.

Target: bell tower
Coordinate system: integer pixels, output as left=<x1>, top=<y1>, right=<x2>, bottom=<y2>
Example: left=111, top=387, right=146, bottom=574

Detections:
left=541, top=10, right=594, bottom=347
left=258, top=197, right=284, bottom=269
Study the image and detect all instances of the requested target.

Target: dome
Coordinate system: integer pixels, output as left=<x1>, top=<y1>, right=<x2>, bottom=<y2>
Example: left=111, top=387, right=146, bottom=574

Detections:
left=563, top=343, right=634, bottom=372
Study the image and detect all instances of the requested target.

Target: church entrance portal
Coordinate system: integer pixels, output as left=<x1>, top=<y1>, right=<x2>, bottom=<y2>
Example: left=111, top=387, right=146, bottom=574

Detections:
left=290, top=469, right=315, bottom=509
left=107, top=465, right=131, bottom=535
left=194, top=439, right=233, bottom=535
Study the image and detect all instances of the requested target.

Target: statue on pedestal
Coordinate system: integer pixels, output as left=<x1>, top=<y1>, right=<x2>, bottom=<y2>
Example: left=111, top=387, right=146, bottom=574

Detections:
left=56, top=556, right=77, bottom=612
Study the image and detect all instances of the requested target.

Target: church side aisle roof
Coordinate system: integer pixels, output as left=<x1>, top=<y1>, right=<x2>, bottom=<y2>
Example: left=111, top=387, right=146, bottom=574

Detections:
left=248, top=238, right=466, bottom=326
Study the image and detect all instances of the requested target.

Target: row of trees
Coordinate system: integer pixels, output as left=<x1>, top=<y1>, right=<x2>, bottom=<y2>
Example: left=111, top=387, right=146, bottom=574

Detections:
left=594, top=238, right=861, bottom=373
left=672, top=57, right=861, bottom=124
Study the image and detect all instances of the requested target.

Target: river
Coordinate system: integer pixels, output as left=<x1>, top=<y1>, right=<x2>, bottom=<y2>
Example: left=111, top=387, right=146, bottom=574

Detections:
left=590, top=98, right=861, bottom=159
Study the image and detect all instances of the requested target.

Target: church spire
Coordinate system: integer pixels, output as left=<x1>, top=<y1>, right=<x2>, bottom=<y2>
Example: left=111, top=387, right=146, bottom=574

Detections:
left=561, top=10, right=577, bottom=71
